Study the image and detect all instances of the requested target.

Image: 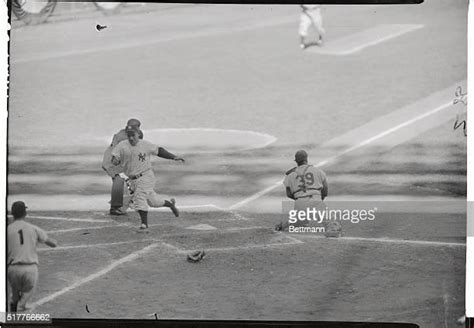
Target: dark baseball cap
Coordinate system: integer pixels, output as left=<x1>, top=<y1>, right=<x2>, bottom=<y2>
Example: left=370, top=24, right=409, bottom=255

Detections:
left=294, top=150, right=308, bottom=163
left=125, top=125, right=140, bottom=135
left=126, top=118, right=141, bottom=127
left=11, top=201, right=27, bottom=218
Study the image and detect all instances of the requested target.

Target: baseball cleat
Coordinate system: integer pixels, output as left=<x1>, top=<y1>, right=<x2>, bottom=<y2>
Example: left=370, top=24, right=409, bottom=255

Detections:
left=137, top=224, right=149, bottom=233
left=165, top=198, right=179, bottom=217
left=110, top=208, right=127, bottom=216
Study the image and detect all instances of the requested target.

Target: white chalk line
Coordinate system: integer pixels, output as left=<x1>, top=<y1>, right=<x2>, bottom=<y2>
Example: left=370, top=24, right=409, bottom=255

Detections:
left=180, top=240, right=304, bottom=253
left=38, top=239, right=159, bottom=252
left=45, top=219, right=255, bottom=235
left=138, top=204, right=224, bottom=212
left=47, top=223, right=126, bottom=234
left=225, top=226, right=266, bottom=232
left=43, top=204, right=227, bottom=233
left=26, top=215, right=113, bottom=223
left=442, top=280, right=449, bottom=328
left=293, top=234, right=466, bottom=247
left=337, top=24, right=424, bottom=55
left=229, top=183, right=282, bottom=210
left=34, top=242, right=163, bottom=307
left=35, top=220, right=463, bottom=308
left=307, top=24, right=424, bottom=56
left=229, top=101, right=454, bottom=210
left=319, top=101, right=453, bottom=165
left=282, top=234, right=307, bottom=245
left=43, top=224, right=270, bottom=253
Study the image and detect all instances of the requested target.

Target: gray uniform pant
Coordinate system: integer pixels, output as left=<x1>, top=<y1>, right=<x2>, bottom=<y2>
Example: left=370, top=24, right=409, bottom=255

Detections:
left=7, top=264, right=38, bottom=311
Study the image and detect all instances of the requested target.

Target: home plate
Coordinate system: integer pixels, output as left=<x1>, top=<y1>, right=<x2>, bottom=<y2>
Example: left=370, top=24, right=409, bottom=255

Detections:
left=186, top=224, right=217, bottom=231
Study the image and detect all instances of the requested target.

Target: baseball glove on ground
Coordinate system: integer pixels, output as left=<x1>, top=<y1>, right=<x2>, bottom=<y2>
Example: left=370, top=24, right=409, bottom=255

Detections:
left=187, top=250, right=206, bottom=263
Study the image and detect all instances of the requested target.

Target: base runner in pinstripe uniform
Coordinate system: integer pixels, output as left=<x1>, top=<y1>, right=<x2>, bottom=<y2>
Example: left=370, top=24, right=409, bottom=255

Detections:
left=111, top=125, right=184, bottom=233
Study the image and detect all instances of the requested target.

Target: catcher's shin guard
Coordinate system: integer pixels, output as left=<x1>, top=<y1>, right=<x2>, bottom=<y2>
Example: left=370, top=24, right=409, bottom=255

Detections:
left=110, top=176, right=125, bottom=209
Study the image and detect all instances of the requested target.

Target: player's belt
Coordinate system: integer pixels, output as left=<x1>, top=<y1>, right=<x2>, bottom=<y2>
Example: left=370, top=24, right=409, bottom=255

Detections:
left=294, top=187, right=322, bottom=194
left=294, top=188, right=322, bottom=200
left=129, top=169, right=151, bottom=180
left=296, top=194, right=316, bottom=199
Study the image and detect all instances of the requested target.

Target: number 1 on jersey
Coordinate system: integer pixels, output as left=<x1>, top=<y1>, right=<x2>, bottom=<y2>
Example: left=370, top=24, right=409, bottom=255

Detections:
left=18, top=229, right=24, bottom=245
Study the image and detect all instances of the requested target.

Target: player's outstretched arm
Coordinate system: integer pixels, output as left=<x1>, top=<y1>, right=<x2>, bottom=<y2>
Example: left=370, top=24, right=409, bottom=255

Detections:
left=45, top=237, right=57, bottom=248
left=158, top=147, right=185, bottom=162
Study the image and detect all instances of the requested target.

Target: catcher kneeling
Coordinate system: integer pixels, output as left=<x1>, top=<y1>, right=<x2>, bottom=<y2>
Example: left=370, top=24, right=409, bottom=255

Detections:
left=276, top=150, right=341, bottom=237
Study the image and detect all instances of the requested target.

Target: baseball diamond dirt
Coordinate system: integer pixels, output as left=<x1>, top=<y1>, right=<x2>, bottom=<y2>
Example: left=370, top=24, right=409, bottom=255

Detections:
left=5, top=1, right=467, bottom=327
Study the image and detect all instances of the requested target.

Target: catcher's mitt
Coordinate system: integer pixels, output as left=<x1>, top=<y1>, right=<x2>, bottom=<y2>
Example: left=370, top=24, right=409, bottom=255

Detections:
left=187, top=250, right=205, bottom=263
left=324, top=221, right=343, bottom=238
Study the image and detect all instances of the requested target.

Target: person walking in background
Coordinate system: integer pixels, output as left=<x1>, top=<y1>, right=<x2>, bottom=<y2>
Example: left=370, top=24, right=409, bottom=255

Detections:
left=299, top=5, right=325, bottom=49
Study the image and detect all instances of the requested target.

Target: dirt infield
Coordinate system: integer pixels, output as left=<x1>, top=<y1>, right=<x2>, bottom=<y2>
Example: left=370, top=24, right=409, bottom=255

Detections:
left=19, top=206, right=464, bottom=327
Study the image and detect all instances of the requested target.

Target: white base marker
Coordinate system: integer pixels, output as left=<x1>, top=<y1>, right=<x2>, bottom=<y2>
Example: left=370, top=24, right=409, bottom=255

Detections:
left=186, top=224, right=217, bottom=231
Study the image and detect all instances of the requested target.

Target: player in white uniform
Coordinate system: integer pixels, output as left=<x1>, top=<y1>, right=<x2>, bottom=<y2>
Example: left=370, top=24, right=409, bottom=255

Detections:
left=111, top=125, right=184, bottom=232
left=102, top=118, right=143, bottom=216
left=275, top=150, right=328, bottom=231
left=299, top=5, right=325, bottom=49
left=7, top=201, right=57, bottom=312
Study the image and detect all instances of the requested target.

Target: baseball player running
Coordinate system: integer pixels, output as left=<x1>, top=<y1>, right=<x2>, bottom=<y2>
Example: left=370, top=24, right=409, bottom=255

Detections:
left=7, top=201, right=57, bottom=312
left=102, top=118, right=144, bottom=216
left=111, top=124, right=184, bottom=232
left=275, top=150, right=328, bottom=231
left=299, top=5, right=325, bottom=49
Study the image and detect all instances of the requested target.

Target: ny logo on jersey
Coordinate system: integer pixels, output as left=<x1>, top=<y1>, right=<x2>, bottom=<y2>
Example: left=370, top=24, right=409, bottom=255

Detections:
left=138, top=153, right=146, bottom=162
